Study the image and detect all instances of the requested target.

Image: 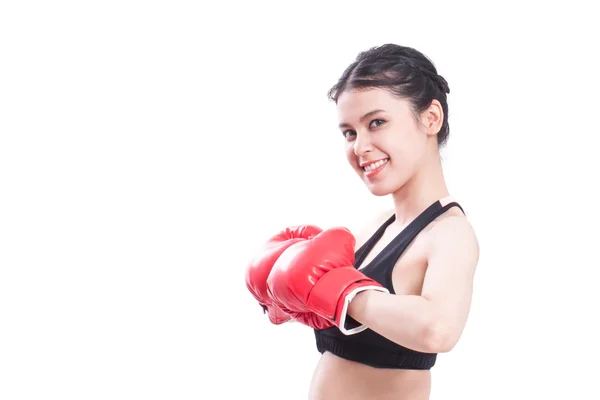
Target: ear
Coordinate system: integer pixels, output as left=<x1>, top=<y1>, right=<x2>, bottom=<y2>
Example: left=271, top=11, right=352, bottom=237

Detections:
left=420, top=100, right=444, bottom=137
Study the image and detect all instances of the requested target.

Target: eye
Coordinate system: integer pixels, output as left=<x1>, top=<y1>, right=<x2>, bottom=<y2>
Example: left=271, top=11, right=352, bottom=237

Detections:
left=369, top=119, right=386, bottom=129
left=342, top=130, right=356, bottom=141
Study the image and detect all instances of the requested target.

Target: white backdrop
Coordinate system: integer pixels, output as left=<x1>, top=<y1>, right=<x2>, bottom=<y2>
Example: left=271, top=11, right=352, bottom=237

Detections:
left=1, top=1, right=599, bottom=399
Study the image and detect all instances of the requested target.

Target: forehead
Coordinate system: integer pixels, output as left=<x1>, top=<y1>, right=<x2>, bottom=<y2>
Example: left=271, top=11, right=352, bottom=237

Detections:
left=336, top=88, right=411, bottom=121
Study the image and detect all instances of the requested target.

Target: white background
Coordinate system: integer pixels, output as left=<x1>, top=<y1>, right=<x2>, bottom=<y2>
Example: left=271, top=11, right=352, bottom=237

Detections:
left=1, top=1, right=599, bottom=399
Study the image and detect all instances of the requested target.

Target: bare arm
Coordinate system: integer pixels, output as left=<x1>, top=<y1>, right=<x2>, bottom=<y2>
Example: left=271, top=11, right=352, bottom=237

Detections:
left=347, top=216, right=479, bottom=353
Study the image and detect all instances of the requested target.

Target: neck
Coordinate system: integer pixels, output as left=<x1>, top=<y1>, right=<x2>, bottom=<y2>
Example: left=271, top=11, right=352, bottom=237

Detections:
left=391, top=153, right=449, bottom=226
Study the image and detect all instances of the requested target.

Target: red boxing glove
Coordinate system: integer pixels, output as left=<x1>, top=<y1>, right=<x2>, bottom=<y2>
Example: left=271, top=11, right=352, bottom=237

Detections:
left=245, top=225, right=323, bottom=324
left=266, top=227, right=389, bottom=335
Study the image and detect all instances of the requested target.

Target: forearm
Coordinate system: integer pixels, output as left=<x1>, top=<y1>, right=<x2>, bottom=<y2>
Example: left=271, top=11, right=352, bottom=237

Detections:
left=347, top=290, right=450, bottom=353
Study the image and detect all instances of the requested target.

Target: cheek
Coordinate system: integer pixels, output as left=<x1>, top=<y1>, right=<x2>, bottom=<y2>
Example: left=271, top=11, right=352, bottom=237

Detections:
left=387, top=132, right=422, bottom=162
left=345, top=143, right=357, bottom=165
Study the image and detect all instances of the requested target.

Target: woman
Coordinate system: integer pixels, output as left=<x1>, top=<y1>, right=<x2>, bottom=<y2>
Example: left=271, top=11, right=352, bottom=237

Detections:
left=246, top=43, right=479, bottom=400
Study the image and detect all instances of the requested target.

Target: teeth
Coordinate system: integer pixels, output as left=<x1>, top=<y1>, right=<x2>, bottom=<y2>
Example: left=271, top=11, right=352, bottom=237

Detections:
left=364, top=159, right=389, bottom=172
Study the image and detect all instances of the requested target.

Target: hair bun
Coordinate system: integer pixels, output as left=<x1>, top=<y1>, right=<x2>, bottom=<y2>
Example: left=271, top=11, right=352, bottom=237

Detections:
left=436, top=75, right=450, bottom=94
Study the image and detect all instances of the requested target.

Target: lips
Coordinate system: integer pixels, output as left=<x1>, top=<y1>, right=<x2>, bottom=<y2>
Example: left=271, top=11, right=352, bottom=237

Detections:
left=361, top=158, right=389, bottom=178
left=362, top=158, right=389, bottom=173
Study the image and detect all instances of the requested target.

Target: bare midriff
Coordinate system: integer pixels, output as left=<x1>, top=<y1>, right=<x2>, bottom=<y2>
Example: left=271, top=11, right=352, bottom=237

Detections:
left=308, top=351, right=431, bottom=400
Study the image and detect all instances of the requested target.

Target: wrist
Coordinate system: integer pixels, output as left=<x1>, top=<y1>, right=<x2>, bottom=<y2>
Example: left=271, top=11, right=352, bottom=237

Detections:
left=347, top=289, right=372, bottom=321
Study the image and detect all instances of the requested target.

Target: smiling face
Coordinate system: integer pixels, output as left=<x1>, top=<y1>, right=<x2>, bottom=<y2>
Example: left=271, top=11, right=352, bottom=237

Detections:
left=337, top=88, right=439, bottom=197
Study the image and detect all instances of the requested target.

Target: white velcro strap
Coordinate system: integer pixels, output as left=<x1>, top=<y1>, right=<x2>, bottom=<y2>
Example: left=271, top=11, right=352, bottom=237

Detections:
left=337, top=285, right=389, bottom=336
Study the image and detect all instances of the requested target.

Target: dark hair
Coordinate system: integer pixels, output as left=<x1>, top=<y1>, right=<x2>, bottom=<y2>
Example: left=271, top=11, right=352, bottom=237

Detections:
left=328, top=44, right=451, bottom=148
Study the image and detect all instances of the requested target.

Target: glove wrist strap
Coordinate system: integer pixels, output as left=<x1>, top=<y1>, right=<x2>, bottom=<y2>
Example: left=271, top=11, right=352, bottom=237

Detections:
left=338, top=285, right=389, bottom=335
left=307, top=267, right=389, bottom=335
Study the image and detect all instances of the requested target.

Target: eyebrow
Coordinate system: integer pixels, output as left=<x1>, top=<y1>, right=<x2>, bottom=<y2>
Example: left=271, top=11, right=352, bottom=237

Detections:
left=338, top=109, right=386, bottom=129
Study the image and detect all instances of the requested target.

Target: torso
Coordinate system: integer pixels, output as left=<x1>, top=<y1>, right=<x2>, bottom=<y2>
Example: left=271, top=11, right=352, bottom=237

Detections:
left=309, top=352, right=431, bottom=400
left=308, top=205, right=464, bottom=400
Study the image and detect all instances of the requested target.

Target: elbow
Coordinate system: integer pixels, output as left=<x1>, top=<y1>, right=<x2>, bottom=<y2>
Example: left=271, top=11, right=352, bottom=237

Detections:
left=422, top=322, right=459, bottom=353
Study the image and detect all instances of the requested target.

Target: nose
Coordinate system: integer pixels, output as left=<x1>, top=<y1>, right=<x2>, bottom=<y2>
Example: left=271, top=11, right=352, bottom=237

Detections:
left=353, top=131, right=373, bottom=157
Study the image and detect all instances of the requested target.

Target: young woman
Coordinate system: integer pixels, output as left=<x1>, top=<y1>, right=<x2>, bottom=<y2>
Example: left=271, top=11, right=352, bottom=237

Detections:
left=246, top=43, right=479, bottom=400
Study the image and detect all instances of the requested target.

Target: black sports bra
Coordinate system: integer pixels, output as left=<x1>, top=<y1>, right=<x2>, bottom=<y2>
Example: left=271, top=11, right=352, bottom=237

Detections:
left=313, top=197, right=464, bottom=369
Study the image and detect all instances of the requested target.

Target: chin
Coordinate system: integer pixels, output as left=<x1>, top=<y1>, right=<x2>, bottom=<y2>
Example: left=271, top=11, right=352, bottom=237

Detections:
left=368, top=188, right=389, bottom=197
left=365, top=182, right=396, bottom=197
left=364, top=176, right=408, bottom=197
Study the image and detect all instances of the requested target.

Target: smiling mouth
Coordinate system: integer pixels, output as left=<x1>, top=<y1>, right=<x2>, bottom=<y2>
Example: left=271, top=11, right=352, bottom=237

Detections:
left=362, top=158, right=389, bottom=172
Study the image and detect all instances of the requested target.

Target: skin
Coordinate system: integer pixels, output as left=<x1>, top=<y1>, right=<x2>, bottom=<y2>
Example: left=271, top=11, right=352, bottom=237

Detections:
left=308, top=88, right=480, bottom=400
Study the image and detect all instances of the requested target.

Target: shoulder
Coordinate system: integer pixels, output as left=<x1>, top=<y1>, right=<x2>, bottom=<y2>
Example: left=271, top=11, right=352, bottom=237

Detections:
left=425, top=213, right=479, bottom=274
left=428, top=213, right=478, bottom=247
